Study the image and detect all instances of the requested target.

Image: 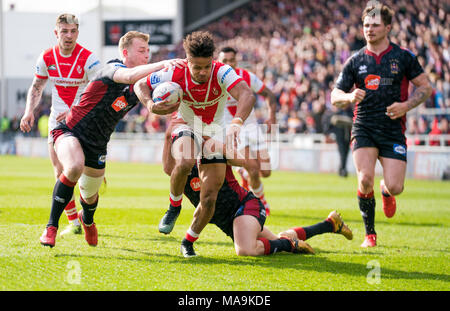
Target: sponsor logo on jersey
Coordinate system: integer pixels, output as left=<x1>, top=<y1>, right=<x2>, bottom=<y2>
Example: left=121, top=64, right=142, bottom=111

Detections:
left=111, top=96, right=128, bottom=112
left=150, top=73, right=161, bottom=85
left=358, top=65, right=368, bottom=74
left=98, top=154, right=107, bottom=165
left=393, top=144, right=406, bottom=155
left=48, top=64, right=56, bottom=71
left=77, top=65, right=82, bottom=74
left=364, top=74, right=381, bottom=90
left=190, top=177, right=201, bottom=192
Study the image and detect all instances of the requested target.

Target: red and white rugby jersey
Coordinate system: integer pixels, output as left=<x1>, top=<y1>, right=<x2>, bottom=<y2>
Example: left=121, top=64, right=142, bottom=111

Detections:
left=223, top=67, right=265, bottom=125
left=146, top=60, right=244, bottom=136
left=35, top=43, right=101, bottom=122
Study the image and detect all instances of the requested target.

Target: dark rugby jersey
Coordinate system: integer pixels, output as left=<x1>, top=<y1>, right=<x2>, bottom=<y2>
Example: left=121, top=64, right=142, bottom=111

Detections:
left=184, top=165, right=254, bottom=236
left=64, top=60, right=140, bottom=152
left=335, top=43, right=424, bottom=135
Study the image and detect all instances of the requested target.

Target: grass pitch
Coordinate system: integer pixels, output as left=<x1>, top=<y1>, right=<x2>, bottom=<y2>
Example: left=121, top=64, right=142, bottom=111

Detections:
left=0, top=155, right=449, bottom=291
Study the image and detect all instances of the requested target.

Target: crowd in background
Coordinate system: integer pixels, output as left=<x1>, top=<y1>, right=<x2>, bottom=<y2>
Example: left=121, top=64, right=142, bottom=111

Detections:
left=3, top=0, right=449, bottom=147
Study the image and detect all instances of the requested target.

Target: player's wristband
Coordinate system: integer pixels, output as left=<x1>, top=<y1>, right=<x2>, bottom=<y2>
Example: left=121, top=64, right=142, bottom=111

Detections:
left=231, top=117, right=244, bottom=125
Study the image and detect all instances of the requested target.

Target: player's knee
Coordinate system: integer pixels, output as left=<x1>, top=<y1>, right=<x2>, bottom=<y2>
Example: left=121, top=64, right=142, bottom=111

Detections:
left=245, top=162, right=260, bottom=179
left=235, top=247, right=256, bottom=257
left=173, top=160, right=195, bottom=176
left=260, top=169, right=271, bottom=178
left=385, top=182, right=404, bottom=196
left=162, top=161, right=174, bottom=176
left=359, top=173, right=374, bottom=190
left=63, top=162, right=84, bottom=181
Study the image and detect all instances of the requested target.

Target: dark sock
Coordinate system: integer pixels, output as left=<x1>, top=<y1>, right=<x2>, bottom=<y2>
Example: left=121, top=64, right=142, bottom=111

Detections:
left=80, top=196, right=98, bottom=225
left=47, top=175, right=76, bottom=228
left=169, top=204, right=181, bottom=212
left=358, top=190, right=376, bottom=235
left=302, top=220, right=334, bottom=240
left=268, top=239, right=293, bottom=254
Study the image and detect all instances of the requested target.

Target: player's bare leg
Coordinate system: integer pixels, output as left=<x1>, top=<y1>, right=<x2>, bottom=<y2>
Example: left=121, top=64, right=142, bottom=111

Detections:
left=162, top=125, right=176, bottom=176
left=40, top=136, right=85, bottom=247
left=159, top=135, right=197, bottom=234
left=247, top=148, right=271, bottom=215
left=353, top=147, right=378, bottom=247
left=378, top=157, right=406, bottom=218
left=49, top=143, right=82, bottom=237
left=181, top=162, right=225, bottom=257
left=233, top=215, right=314, bottom=256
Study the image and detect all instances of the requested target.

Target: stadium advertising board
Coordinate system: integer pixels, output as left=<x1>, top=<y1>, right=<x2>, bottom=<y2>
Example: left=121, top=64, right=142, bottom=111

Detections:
left=104, top=20, right=173, bottom=45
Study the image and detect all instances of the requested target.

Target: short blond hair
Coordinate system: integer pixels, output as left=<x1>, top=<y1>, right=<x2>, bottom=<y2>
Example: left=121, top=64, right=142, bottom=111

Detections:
left=56, top=13, right=79, bottom=27
left=118, top=31, right=150, bottom=55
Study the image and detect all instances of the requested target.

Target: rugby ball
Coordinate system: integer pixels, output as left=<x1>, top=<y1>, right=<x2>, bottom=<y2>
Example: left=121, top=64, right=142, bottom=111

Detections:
left=152, top=81, right=183, bottom=106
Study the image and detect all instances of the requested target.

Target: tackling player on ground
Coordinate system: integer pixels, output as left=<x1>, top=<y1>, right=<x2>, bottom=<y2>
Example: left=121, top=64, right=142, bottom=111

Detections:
left=20, top=14, right=101, bottom=237
left=180, top=163, right=353, bottom=257
left=331, top=3, right=432, bottom=247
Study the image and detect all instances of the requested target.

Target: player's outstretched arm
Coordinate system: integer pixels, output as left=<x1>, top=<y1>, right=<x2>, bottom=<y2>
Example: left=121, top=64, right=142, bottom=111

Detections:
left=134, top=77, right=179, bottom=115
left=113, top=59, right=185, bottom=85
left=20, top=77, right=48, bottom=133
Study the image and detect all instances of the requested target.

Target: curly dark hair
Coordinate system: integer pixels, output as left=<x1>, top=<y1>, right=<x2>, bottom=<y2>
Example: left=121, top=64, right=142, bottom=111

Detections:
left=183, top=31, right=216, bottom=58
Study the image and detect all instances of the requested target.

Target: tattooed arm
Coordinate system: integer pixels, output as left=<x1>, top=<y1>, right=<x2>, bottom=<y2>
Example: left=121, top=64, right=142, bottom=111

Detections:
left=20, top=77, right=48, bottom=132
left=386, top=73, right=433, bottom=120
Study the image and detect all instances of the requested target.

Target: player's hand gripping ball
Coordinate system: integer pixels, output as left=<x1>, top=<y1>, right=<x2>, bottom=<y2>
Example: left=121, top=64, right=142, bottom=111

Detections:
left=152, top=81, right=183, bottom=107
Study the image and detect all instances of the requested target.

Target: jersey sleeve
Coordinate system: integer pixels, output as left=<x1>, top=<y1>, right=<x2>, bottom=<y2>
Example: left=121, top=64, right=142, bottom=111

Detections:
left=101, top=61, right=127, bottom=82
left=402, top=49, right=424, bottom=81
left=248, top=71, right=265, bottom=94
left=85, top=53, right=102, bottom=81
left=335, top=57, right=355, bottom=92
left=35, top=52, right=48, bottom=79
left=217, top=64, right=244, bottom=92
left=146, top=67, right=175, bottom=91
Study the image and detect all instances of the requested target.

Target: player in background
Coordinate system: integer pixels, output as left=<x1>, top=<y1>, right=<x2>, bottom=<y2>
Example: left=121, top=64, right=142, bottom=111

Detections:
left=331, top=3, right=432, bottom=247
left=134, top=31, right=255, bottom=257
left=38, top=31, right=185, bottom=248
left=180, top=163, right=353, bottom=257
left=217, top=47, right=277, bottom=215
left=20, top=14, right=101, bottom=237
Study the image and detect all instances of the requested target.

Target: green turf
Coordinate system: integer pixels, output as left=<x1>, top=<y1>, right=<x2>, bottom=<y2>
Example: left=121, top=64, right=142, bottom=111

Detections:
left=0, top=155, right=449, bottom=291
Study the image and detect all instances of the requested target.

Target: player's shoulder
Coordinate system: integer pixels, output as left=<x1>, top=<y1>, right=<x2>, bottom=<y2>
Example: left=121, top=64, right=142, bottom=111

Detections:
left=342, top=47, right=366, bottom=68
left=393, top=43, right=418, bottom=59
left=40, top=46, right=55, bottom=60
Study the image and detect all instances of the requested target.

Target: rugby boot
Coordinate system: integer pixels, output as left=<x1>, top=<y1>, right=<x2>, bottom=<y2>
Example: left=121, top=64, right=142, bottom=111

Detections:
left=281, top=236, right=315, bottom=255
left=40, top=226, right=57, bottom=248
left=60, top=223, right=82, bottom=237
left=78, top=210, right=98, bottom=246
left=181, top=239, right=197, bottom=257
left=380, top=179, right=396, bottom=218
left=361, top=234, right=377, bottom=248
left=158, top=207, right=181, bottom=234
left=326, top=210, right=353, bottom=240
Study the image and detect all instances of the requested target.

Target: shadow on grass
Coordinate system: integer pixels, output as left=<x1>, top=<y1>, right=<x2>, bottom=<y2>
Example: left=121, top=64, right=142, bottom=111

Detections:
left=54, top=245, right=450, bottom=284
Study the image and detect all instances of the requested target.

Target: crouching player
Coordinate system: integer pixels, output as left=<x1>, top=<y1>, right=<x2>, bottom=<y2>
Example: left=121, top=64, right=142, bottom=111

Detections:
left=39, top=31, right=185, bottom=247
left=180, top=164, right=353, bottom=257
